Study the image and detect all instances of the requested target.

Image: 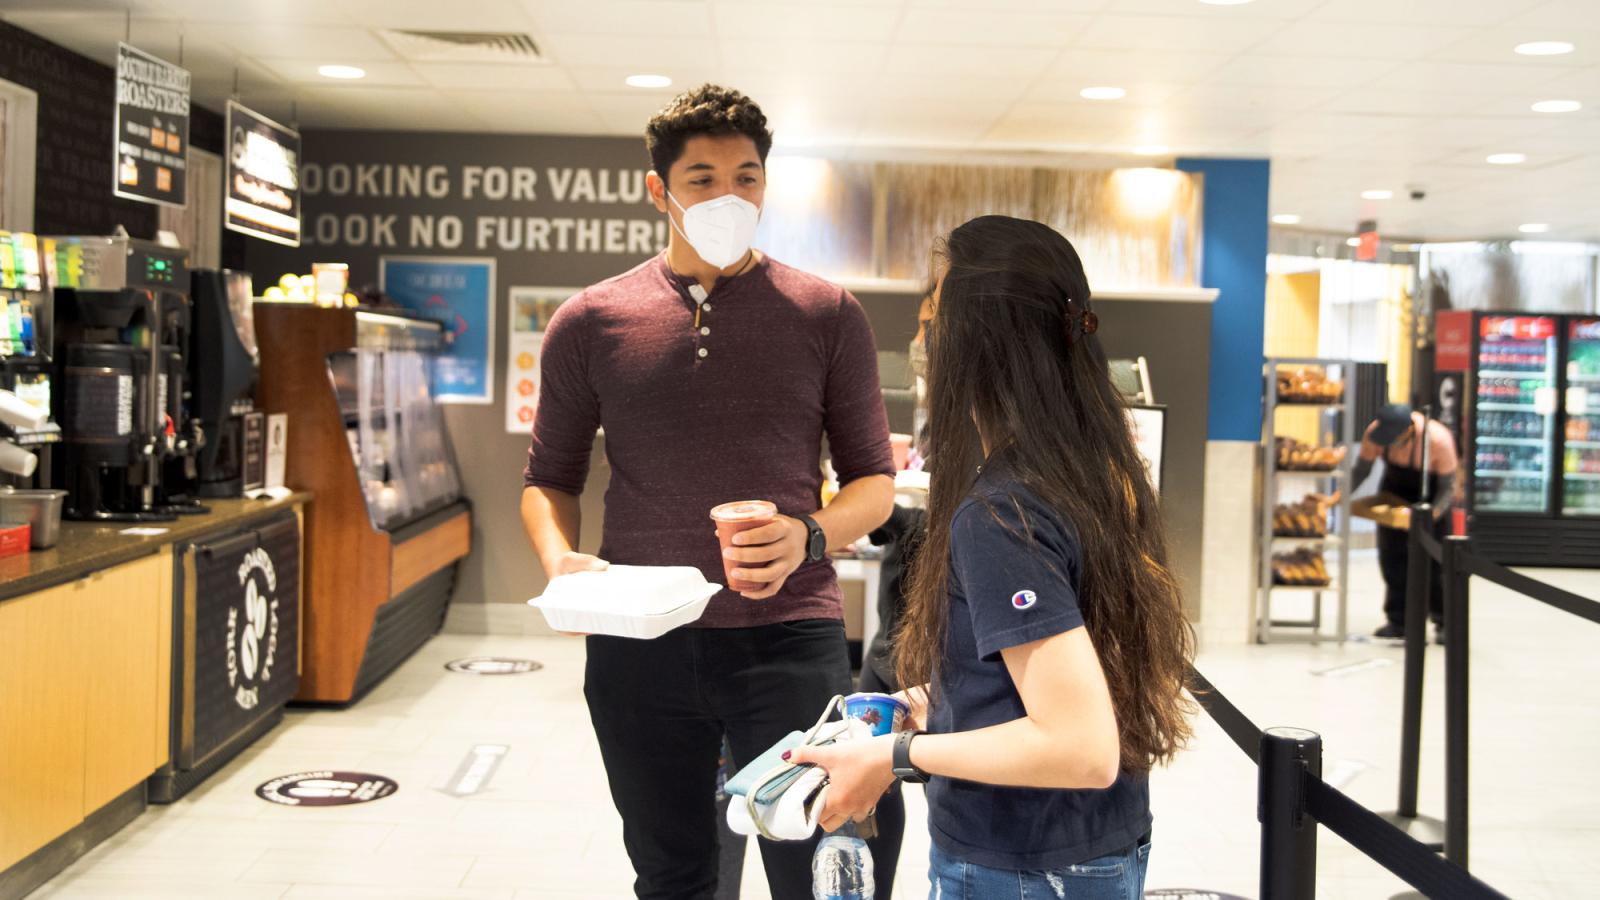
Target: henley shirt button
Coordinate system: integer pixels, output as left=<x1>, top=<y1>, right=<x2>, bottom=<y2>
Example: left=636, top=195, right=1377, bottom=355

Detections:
left=703, top=303, right=712, bottom=312
left=697, top=348, right=709, bottom=359
left=700, top=326, right=711, bottom=336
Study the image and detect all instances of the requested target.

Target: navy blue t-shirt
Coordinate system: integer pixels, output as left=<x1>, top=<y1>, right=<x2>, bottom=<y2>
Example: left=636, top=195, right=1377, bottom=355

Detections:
left=925, top=467, right=1152, bottom=871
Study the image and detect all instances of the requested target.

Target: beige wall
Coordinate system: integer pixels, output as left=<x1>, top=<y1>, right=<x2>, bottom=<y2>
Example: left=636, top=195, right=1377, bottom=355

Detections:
left=1265, top=271, right=1322, bottom=445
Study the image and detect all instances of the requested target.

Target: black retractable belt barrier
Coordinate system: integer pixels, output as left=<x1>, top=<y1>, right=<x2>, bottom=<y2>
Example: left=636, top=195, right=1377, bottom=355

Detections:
left=1442, top=536, right=1472, bottom=868
left=1303, top=778, right=1510, bottom=900
left=1191, top=667, right=1520, bottom=900
left=1459, top=553, right=1600, bottom=626
left=1396, top=504, right=1432, bottom=824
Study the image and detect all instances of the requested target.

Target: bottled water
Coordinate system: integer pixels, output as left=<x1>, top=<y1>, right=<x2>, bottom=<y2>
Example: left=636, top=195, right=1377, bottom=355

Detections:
left=812, top=825, right=874, bottom=900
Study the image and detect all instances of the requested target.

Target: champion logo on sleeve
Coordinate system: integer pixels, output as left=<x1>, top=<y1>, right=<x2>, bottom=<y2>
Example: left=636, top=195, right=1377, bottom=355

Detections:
left=1011, top=590, right=1038, bottom=611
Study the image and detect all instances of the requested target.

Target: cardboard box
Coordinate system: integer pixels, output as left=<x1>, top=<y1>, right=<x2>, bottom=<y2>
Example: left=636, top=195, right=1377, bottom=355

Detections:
left=1352, top=493, right=1412, bottom=530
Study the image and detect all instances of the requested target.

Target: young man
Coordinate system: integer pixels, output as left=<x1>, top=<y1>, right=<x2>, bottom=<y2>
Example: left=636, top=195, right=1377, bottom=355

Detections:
left=521, top=85, right=895, bottom=899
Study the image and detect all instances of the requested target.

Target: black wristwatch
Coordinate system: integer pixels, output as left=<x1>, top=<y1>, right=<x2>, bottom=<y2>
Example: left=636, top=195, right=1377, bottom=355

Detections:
left=893, top=730, right=929, bottom=784
left=798, top=513, right=827, bottom=563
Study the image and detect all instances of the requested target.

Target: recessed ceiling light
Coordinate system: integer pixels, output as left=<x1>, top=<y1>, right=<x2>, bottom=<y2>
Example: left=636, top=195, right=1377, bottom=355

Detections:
left=1080, top=86, right=1126, bottom=101
left=625, top=74, right=673, bottom=89
left=1272, top=214, right=1301, bottom=225
left=317, top=64, right=365, bottom=80
left=1346, top=237, right=1362, bottom=247
left=1132, top=145, right=1169, bottom=156
left=1515, top=41, right=1575, bottom=56
left=1532, top=99, right=1582, bottom=113
left=1486, top=152, right=1527, bottom=165
left=1520, top=223, right=1550, bottom=233
left=1361, top=189, right=1394, bottom=200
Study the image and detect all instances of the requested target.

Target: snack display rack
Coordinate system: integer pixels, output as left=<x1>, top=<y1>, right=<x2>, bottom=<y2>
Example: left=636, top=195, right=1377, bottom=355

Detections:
left=1257, top=358, right=1357, bottom=644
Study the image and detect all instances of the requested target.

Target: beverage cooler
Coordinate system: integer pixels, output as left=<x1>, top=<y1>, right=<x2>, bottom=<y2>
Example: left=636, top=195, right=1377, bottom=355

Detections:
left=1435, top=310, right=1600, bottom=564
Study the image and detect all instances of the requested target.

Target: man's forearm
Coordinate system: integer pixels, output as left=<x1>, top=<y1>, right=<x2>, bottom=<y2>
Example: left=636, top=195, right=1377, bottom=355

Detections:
left=521, top=486, right=583, bottom=575
left=813, top=474, right=894, bottom=551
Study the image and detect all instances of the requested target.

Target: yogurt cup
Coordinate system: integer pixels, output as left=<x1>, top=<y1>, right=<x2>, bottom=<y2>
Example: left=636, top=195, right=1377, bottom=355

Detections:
left=843, top=692, right=910, bottom=737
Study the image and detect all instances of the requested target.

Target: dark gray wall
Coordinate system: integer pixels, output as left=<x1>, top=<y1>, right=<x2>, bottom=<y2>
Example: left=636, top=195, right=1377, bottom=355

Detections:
left=1095, top=298, right=1212, bottom=614
left=244, top=130, right=663, bottom=607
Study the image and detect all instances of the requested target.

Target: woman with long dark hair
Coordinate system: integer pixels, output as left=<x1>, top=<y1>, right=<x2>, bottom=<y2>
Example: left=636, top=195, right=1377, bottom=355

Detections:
left=790, top=215, right=1195, bottom=898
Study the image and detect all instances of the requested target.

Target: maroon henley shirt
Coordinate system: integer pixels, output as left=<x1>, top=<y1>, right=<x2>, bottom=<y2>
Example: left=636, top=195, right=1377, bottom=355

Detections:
left=523, top=252, right=894, bottom=628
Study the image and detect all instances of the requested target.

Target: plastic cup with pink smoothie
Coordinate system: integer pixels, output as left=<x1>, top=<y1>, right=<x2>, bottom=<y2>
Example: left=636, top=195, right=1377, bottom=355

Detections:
left=710, top=500, right=778, bottom=594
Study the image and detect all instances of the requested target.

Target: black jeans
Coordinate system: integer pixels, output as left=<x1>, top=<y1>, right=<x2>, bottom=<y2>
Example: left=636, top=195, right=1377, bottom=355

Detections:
left=1376, top=523, right=1444, bottom=629
left=585, top=619, right=853, bottom=900
left=856, top=665, right=905, bottom=900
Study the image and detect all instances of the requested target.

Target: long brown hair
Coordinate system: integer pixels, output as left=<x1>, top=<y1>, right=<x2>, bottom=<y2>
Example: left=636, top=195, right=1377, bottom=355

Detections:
left=894, top=215, right=1195, bottom=771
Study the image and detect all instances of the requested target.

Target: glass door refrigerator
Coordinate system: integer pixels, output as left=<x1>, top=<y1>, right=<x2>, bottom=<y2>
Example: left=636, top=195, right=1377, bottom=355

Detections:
left=1436, top=309, right=1600, bottom=565
left=1561, top=317, right=1600, bottom=518
left=1469, top=314, right=1559, bottom=516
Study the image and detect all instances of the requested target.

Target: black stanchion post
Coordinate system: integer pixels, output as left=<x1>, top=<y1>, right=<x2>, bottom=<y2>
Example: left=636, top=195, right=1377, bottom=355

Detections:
left=1443, top=536, right=1471, bottom=868
left=1397, top=503, right=1431, bottom=820
left=1259, top=727, right=1322, bottom=900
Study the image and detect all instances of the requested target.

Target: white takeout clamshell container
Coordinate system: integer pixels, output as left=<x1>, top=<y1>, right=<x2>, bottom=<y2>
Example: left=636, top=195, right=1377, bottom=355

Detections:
left=528, top=565, right=720, bottom=639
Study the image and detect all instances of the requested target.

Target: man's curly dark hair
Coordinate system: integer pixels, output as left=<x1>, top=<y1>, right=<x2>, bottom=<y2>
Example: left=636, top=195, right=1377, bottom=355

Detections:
left=645, top=84, right=773, bottom=187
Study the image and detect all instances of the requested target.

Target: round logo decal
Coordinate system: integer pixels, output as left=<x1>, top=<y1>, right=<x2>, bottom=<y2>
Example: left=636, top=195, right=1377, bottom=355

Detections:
left=229, top=547, right=281, bottom=711
left=444, top=657, right=543, bottom=675
left=1011, top=590, right=1038, bottom=610
left=256, top=771, right=398, bottom=807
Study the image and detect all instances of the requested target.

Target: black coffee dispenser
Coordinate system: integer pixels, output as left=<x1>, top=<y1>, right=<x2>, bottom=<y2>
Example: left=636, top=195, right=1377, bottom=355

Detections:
left=189, top=268, right=258, bottom=497
left=44, top=233, right=192, bottom=521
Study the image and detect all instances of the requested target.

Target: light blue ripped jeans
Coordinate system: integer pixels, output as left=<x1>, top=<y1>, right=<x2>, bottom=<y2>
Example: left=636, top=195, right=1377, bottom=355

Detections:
left=928, top=839, right=1150, bottom=900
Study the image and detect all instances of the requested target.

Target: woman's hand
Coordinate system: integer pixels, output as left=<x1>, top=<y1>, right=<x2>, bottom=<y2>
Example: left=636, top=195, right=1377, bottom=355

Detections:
left=787, top=735, right=898, bottom=833
left=893, top=685, right=930, bottom=732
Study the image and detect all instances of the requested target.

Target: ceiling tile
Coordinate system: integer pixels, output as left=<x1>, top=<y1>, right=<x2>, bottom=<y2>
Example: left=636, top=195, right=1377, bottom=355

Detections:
left=981, top=103, right=1148, bottom=148
left=1379, top=60, right=1574, bottom=93
left=1308, top=0, right=1545, bottom=27
left=719, top=40, right=887, bottom=74
left=1074, top=14, right=1282, bottom=54
left=1111, top=0, right=1325, bottom=16
left=338, top=0, right=536, bottom=32
left=712, top=3, right=903, bottom=42
left=521, top=0, right=713, bottom=36
left=1204, top=55, right=1401, bottom=89
left=870, top=71, right=1028, bottom=105
left=1428, top=28, right=1600, bottom=66
left=538, top=33, right=718, bottom=71
left=883, top=43, right=1056, bottom=81
left=893, top=9, right=1093, bottom=47
left=1265, top=21, right=1475, bottom=59
left=1320, top=90, right=1498, bottom=117
left=587, top=90, right=689, bottom=134
left=416, top=62, right=577, bottom=92
left=1498, top=0, right=1600, bottom=32
left=1167, top=84, right=1342, bottom=113
left=255, top=59, right=425, bottom=87
left=155, top=0, right=355, bottom=24
left=1050, top=49, right=1232, bottom=84
left=189, top=23, right=398, bottom=62
left=564, top=67, right=712, bottom=94
left=294, top=85, right=485, bottom=130
left=905, top=0, right=1110, bottom=10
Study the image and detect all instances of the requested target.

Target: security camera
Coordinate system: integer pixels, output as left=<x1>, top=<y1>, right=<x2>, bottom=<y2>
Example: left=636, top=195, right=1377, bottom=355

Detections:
left=1408, top=186, right=1427, bottom=201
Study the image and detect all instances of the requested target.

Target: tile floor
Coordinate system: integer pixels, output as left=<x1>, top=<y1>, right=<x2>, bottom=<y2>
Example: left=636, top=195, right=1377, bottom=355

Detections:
left=28, top=552, right=1599, bottom=899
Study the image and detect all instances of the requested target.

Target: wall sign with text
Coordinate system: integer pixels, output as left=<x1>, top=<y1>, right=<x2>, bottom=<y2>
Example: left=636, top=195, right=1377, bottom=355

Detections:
left=113, top=42, right=190, bottom=207
left=226, top=101, right=301, bottom=246
left=380, top=257, right=496, bottom=405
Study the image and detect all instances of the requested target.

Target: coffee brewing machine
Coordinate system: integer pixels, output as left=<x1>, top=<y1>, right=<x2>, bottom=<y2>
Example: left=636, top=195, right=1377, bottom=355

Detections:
left=43, top=233, right=204, bottom=520
left=189, top=268, right=259, bottom=497
left=0, top=230, right=59, bottom=485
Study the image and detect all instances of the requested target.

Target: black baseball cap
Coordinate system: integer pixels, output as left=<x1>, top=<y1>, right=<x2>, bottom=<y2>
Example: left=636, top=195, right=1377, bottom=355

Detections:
left=1371, top=403, right=1414, bottom=446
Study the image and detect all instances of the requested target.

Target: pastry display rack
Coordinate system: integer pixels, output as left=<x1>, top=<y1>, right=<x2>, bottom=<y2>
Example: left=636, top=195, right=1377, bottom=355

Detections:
left=1257, top=358, right=1356, bottom=644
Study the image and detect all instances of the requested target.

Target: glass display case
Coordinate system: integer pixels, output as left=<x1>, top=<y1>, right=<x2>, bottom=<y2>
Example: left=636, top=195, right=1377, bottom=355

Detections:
left=1563, top=317, right=1600, bottom=516
left=328, top=312, right=461, bottom=531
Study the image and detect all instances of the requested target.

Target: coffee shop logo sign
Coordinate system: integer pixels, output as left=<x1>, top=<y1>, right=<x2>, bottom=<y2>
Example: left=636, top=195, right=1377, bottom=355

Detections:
left=227, top=547, right=280, bottom=711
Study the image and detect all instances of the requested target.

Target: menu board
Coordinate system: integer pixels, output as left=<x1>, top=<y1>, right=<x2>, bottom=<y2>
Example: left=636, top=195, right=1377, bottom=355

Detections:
left=503, top=287, right=575, bottom=433
left=225, top=101, right=302, bottom=246
left=113, top=43, right=190, bottom=208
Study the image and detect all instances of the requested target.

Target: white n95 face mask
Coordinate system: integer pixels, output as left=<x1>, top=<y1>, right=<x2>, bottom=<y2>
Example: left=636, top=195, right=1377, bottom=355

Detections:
left=668, top=191, right=760, bottom=269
